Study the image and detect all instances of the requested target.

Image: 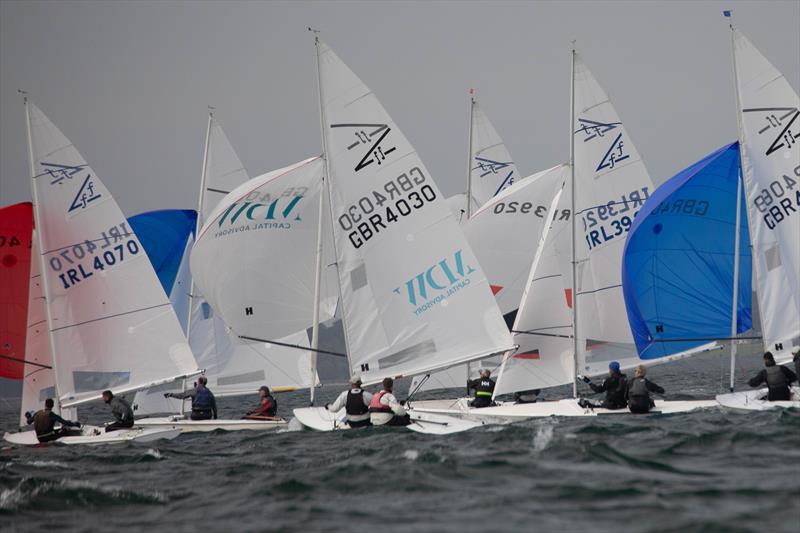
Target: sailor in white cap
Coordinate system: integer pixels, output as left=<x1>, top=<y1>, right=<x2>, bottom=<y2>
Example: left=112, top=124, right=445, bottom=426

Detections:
left=325, top=375, right=373, bottom=427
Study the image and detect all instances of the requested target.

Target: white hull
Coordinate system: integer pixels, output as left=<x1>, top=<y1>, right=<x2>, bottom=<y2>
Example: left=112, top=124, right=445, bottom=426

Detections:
left=292, top=406, right=482, bottom=435
left=136, top=415, right=287, bottom=433
left=3, top=425, right=180, bottom=446
left=716, top=387, right=800, bottom=412
left=409, top=397, right=719, bottom=420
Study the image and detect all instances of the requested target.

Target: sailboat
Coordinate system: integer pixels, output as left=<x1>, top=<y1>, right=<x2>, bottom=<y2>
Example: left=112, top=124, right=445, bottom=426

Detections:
left=715, top=24, right=800, bottom=411
left=411, top=50, right=721, bottom=420
left=4, top=98, right=199, bottom=445
left=135, top=115, right=324, bottom=432
left=292, top=36, right=514, bottom=434
left=448, top=92, right=521, bottom=222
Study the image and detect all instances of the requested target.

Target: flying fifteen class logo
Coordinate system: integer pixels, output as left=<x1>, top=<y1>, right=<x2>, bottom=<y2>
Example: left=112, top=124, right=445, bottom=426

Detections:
left=575, top=118, right=630, bottom=172
left=743, top=107, right=799, bottom=156
left=473, top=157, right=515, bottom=196
left=331, top=123, right=397, bottom=172
left=40, top=161, right=102, bottom=213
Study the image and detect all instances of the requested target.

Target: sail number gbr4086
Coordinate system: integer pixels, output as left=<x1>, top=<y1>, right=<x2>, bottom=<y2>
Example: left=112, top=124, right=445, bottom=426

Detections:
left=338, top=166, right=436, bottom=249
left=47, top=222, right=141, bottom=290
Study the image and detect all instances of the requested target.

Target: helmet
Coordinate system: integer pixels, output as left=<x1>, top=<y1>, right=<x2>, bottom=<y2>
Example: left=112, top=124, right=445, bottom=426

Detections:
left=609, top=361, right=621, bottom=373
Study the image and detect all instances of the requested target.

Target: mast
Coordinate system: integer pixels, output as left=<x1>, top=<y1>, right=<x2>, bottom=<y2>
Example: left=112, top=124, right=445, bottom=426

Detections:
left=465, top=90, right=476, bottom=219
left=569, top=45, right=579, bottom=399
left=727, top=16, right=747, bottom=391
left=23, top=95, right=65, bottom=414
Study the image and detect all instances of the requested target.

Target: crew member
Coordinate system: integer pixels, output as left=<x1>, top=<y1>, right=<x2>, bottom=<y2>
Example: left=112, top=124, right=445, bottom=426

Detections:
left=244, top=386, right=277, bottom=418
left=164, top=376, right=217, bottom=420
left=468, top=368, right=496, bottom=408
left=578, top=361, right=628, bottom=410
left=26, top=398, right=81, bottom=443
left=793, top=347, right=800, bottom=384
left=326, top=376, right=372, bottom=428
left=626, top=365, right=664, bottom=414
left=748, top=352, right=797, bottom=401
left=102, top=390, right=135, bottom=432
left=369, top=377, right=410, bottom=427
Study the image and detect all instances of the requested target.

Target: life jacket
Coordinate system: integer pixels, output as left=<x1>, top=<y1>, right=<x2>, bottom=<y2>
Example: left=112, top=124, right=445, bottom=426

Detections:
left=765, top=365, right=788, bottom=391
left=606, top=374, right=628, bottom=407
left=368, top=390, right=393, bottom=413
left=193, top=386, right=214, bottom=410
left=628, top=378, right=650, bottom=399
left=474, top=379, right=495, bottom=398
left=346, top=388, right=368, bottom=416
left=33, top=410, right=55, bottom=437
left=261, top=395, right=277, bottom=416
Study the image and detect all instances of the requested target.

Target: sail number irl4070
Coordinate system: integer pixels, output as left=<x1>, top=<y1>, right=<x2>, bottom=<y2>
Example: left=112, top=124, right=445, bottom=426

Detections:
left=47, top=222, right=141, bottom=290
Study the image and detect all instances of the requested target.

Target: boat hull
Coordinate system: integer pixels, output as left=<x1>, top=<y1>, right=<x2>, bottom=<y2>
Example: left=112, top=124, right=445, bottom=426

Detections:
left=135, top=416, right=287, bottom=432
left=3, top=426, right=180, bottom=446
left=292, top=406, right=482, bottom=434
left=715, top=387, right=800, bottom=412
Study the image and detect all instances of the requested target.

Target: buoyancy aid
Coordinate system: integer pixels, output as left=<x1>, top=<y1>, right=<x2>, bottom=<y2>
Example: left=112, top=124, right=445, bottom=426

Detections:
left=193, top=387, right=214, bottom=410
left=628, top=378, right=650, bottom=399
left=33, top=410, right=55, bottom=438
left=369, top=390, right=393, bottom=413
left=346, top=389, right=368, bottom=416
left=474, top=379, right=495, bottom=398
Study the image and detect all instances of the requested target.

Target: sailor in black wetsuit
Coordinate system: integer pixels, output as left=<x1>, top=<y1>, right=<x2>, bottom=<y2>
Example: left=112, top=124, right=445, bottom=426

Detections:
left=579, top=361, right=628, bottom=410
left=626, top=365, right=664, bottom=414
left=468, top=369, right=496, bottom=408
left=26, top=398, right=81, bottom=443
left=102, top=390, right=135, bottom=432
left=165, top=376, right=218, bottom=420
left=326, top=376, right=373, bottom=428
left=748, top=352, right=797, bottom=401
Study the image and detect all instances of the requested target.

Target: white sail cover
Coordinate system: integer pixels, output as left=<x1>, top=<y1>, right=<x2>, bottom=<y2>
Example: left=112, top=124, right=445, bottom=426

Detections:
left=318, top=40, right=513, bottom=384
left=468, top=101, right=521, bottom=210
left=191, top=157, right=338, bottom=341
left=134, top=235, right=317, bottom=415
left=19, top=232, right=76, bottom=425
left=734, top=29, right=800, bottom=362
left=409, top=165, right=568, bottom=394
left=27, top=102, right=199, bottom=407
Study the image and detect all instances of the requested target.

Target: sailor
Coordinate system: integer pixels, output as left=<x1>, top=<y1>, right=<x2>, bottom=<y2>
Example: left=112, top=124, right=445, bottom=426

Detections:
left=25, top=398, right=81, bottom=443
left=326, top=376, right=372, bottom=428
left=625, top=365, right=664, bottom=414
left=748, top=352, right=797, bottom=401
left=244, top=385, right=277, bottom=418
left=579, top=361, right=628, bottom=410
left=793, top=347, right=800, bottom=384
left=468, top=368, right=496, bottom=408
left=164, top=376, right=218, bottom=420
left=369, top=377, right=411, bottom=427
left=102, top=390, right=135, bottom=432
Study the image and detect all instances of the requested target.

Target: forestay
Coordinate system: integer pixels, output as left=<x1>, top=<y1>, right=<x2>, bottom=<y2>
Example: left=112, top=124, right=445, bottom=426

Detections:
left=27, top=101, right=199, bottom=407
left=623, top=143, right=752, bottom=360
left=191, top=157, right=337, bottom=341
left=733, top=29, right=800, bottom=362
left=318, top=40, right=513, bottom=384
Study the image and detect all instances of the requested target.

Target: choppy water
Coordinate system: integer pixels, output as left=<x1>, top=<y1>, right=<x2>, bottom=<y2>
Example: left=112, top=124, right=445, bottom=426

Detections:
left=2, top=351, right=799, bottom=533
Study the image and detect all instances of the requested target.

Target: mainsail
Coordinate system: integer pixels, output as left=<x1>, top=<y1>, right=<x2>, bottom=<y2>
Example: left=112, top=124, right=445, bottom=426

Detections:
left=25, top=100, right=199, bottom=408
left=0, top=202, right=33, bottom=380
left=733, top=29, right=800, bottom=362
left=317, top=39, right=513, bottom=384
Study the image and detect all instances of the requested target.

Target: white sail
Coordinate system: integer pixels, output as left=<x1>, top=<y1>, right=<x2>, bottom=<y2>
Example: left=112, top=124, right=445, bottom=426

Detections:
left=27, top=101, right=199, bottom=408
left=202, top=116, right=251, bottom=222
left=568, top=54, right=655, bottom=370
left=318, top=40, right=513, bottom=384
left=169, top=234, right=193, bottom=334
left=409, top=165, right=569, bottom=394
left=191, top=156, right=338, bottom=341
left=468, top=101, right=520, bottom=210
left=19, top=232, right=76, bottom=425
left=733, top=29, right=800, bottom=362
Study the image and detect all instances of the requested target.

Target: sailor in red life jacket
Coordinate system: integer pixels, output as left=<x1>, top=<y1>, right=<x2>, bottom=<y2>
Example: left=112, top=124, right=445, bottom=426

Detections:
left=369, top=377, right=411, bottom=427
left=243, top=386, right=277, bottom=418
left=325, top=375, right=373, bottom=428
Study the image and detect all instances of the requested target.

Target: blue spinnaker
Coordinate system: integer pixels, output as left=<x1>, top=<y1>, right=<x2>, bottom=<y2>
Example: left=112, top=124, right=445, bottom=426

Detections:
left=622, top=143, right=752, bottom=360
left=127, top=209, right=197, bottom=296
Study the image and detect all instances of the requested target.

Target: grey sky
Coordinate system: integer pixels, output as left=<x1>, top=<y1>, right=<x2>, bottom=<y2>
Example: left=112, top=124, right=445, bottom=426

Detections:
left=1, top=1, right=798, bottom=215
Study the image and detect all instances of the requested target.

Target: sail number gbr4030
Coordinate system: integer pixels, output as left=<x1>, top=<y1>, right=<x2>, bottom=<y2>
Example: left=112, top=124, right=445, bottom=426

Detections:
left=337, top=166, right=436, bottom=249
left=47, top=222, right=141, bottom=290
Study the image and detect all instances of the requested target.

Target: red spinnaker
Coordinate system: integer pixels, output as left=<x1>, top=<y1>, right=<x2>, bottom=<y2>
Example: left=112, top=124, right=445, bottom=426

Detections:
left=0, top=202, right=33, bottom=379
